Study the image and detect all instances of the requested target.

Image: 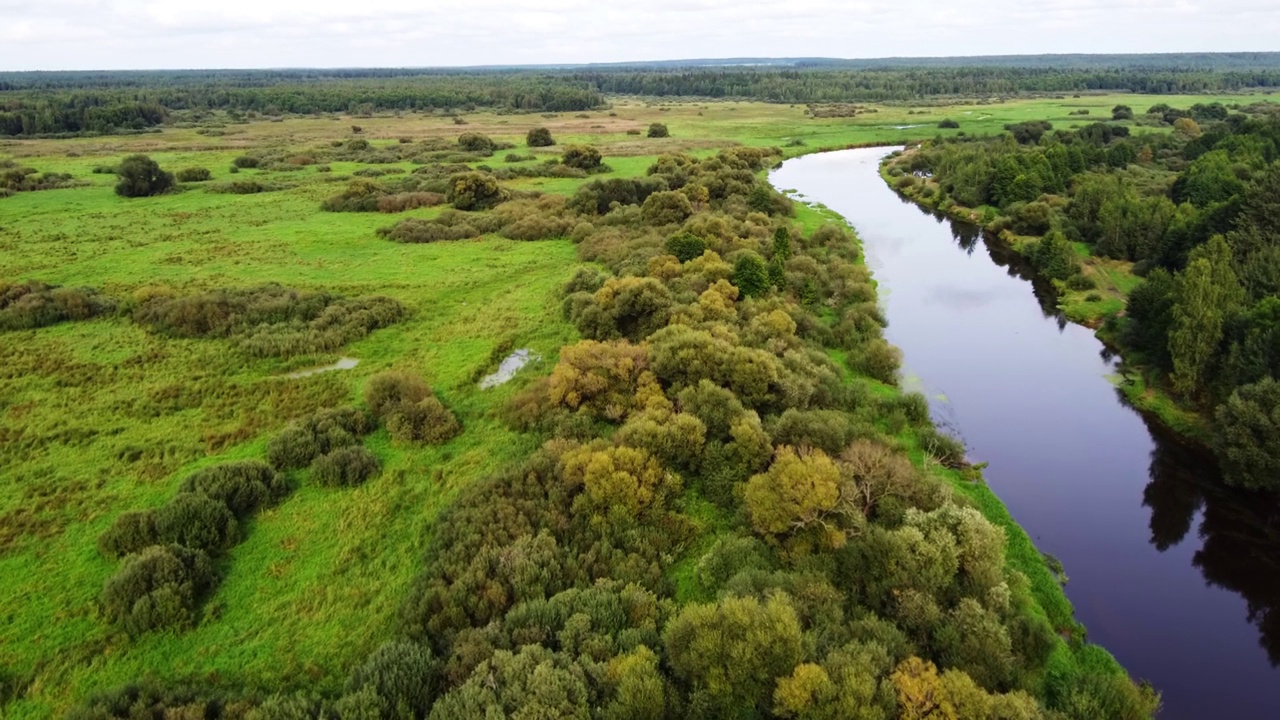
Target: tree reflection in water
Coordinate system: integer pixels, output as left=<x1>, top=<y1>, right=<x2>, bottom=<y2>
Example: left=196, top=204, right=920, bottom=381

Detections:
left=1140, top=410, right=1280, bottom=666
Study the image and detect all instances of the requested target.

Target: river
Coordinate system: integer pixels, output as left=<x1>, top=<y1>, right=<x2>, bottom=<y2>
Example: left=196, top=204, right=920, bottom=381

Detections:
left=771, top=147, right=1280, bottom=719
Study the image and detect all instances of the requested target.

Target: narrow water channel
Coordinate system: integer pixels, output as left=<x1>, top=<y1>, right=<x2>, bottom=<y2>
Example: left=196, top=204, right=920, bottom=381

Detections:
left=772, top=147, right=1280, bottom=719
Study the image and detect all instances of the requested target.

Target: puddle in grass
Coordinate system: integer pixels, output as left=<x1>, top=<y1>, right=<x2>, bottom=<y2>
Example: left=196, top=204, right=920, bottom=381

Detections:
left=285, top=357, right=360, bottom=378
left=480, top=349, right=540, bottom=389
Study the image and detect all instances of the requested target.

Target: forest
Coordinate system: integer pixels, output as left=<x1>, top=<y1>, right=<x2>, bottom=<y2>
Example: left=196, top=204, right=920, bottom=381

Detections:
left=7, top=54, right=1280, bottom=136
left=888, top=99, right=1280, bottom=492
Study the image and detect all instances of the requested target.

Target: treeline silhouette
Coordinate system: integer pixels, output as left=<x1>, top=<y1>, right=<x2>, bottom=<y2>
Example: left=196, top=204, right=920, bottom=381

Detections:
left=7, top=57, right=1280, bottom=136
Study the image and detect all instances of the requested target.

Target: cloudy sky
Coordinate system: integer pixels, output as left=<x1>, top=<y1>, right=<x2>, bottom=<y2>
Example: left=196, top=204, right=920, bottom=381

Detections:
left=1, top=0, right=1277, bottom=71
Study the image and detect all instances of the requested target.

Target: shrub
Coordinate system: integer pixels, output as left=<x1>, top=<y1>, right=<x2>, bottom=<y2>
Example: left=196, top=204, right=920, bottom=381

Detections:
left=100, top=545, right=215, bottom=636
left=732, top=252, right=770, bottom=298
left=640, top=190, right=693, bottom=226
left=232, top=156, right=260, bottom=169
left=938, top=119, right=961, bottom=129
left=562, top=145, right=603, bottom=171
left=343, top=642, right=441, bottom=719
left=0, top=281, right=115, bottom=332
left=114, top=155, right=174, bottom=198
left=175, top=167, right=212, bottom=182
left=311, top=446, right=381, bottom=487
left=266, top=407, right=374, bottom=470
left=457, top=133, right=495, bottom=154
left=366, top=371, right=432, bottom=419
left=526, top=127, right=555, bottom=147
left=151, top=494, right=239, bottom=555
left=665, top=233, right=706, bottom=263
left=647, top=123, right=670, bottom=138
left=98, top=510, right=161, bottom=560
left=446, top=171, right=506, bottom=211
left=385, top=396, right=462, bottom=445
left=851, top=338, right=902, bottom=385
left=178, top=460, right=289, bottom=516
left=377, top=192, right=446, bottom=213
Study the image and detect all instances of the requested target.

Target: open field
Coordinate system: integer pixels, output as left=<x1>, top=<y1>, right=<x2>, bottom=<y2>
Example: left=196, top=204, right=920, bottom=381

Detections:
left=0, top=92, right=1257, bottom=716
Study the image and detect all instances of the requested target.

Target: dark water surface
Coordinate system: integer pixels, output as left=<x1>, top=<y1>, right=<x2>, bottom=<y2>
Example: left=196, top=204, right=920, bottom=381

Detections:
left=772, top=147, right=1280, bottom=719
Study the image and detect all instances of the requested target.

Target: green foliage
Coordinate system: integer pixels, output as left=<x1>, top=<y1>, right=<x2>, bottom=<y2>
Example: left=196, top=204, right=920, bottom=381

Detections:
left=100, top=545, right=215, bottom=636
left=457, top=132, right=495, bottom=154
left=732, top=251, right=771, bottom=298
left=175, top=167, right=211, bottom=182
left=178, top=460, right=289, bottom=516
left=663, top=595, right=803, bottom=715
left=446, top=171, right=506, bottom=211
left=526, top=127, right=555, bottom=147
left=647, top=123, right=670, bottom=138
left=640, top=190, right=693, bottom=226
left=666, top=233, right=707, bottom=263
left=311, top=446, right=381, bottom=487
left=1028, top=230, right=1080, bottom=281
left=562, top=145, right=603, bottom=171
left=114, top=155, right=174, bottom=198
left=365, top=371, right=461, bottom=445
left=133, top=284, right=406, bottom=357
left=1215, top=378, right=1280, bottom=491
left=266, top=407, right=374, bottom=471
left=938, top=118, right=960, bottom=129
left=341, top=641, right=440, bottom=719
left=0, top=280, right=115, bottom=332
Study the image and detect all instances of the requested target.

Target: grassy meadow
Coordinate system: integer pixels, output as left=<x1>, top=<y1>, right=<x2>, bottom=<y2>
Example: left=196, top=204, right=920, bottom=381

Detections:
left=0, top=91, right=1267, bottom=716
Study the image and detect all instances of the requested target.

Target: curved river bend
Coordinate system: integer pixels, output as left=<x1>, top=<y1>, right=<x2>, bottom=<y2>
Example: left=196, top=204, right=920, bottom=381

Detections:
left=772, top=148, right=1280, bottom=719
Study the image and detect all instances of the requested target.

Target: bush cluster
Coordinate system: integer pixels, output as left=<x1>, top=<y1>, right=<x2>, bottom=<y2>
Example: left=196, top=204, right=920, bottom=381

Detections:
left=132, top=284, right=406, bottom=357
left=97, top=460, right=287, bottom=635
left=365, top=371, right=462, bottom=445
left=0, top=280, right=116, bottom=331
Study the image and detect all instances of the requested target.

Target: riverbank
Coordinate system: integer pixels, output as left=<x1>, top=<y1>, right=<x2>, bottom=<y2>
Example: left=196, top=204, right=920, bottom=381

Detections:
left=879, top=147, right=1211, bottom=445
left=785, top=172, right=1149, bottom=714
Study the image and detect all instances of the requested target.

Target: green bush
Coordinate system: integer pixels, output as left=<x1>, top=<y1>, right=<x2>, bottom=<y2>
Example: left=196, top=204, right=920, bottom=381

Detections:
left=98, top=510, right=161, bottom=560
left=732, top=252, right=770, bottom=298
left=665, top=233, right=706, bottom=263
left=114, top=155, right=174, bottom=198
left=100, top=545, right=215, bottom=636
left=175, top=167, right=212, bottom=182
left=445, top=171, right=506, bottom=211
left=647, top=123, right=670, bottom=138
left=1215, top=378, right=1280, bottom=491
left=311, top=446, right=381, bottom=487
left=0, top=281, right=115, bottom=332
left=640, top=191, right=693, bottom=226
left=938, top=119, right=961, bottom=129
left=342, top=641, right=440, bottom=718
left=232, top=156, right=260, bottom=169
left=152, top=494, right=239, bottom=554
left=178, top=460, right=289, bottom=516
left=562, top=145, right=602, bottom=171
left=266, top=407, right=374, bottom=471
left=386, top=396, right=462, bottom=445
left=526, top=127, right=555, bottom=147
left=457, top=132, right=495, bottom=154
left=366, top=371, right=432, bottom=419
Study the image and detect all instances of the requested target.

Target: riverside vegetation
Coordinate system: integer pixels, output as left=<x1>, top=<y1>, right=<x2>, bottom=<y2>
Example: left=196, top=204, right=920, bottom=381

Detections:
left=6, top=63, right=1271, bottom=718
left=885, top=98, right=1280, bottom=494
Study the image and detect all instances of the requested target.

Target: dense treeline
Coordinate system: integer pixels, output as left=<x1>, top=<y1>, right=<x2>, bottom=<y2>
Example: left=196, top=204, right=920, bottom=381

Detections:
left=893, top=101, right=1280, bottom=491
left=72, top=147, right=1155, bottom=719
left=6, top=59, right=1280, bottom=136
left=0, top=74, right=603, bottom=136
left=580, top=67, right=1280, bottom=103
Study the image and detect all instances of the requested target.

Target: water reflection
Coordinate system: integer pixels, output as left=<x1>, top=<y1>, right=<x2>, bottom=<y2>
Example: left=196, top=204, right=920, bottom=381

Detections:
left=926, top=196, right=1280, bottom=669
left=1140, top=414, right=1280, bottom=665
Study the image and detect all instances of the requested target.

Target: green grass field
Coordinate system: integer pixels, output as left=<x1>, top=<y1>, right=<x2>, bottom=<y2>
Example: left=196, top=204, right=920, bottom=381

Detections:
left=0, top=92, right=1265, bottom=716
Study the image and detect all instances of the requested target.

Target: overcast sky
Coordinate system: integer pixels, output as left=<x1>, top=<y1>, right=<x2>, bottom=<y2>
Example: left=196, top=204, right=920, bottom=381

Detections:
left=1, top=0, right=1277, bottom=71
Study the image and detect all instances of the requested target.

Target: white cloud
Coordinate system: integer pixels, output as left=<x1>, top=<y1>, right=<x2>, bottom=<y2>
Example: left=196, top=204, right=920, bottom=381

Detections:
left=0, top=0, right=1275, bottom=70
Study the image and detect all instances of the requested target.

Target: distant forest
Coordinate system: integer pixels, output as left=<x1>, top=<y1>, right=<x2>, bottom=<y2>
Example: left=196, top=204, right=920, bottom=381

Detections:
left=4, top=53, right=1280, bottom=137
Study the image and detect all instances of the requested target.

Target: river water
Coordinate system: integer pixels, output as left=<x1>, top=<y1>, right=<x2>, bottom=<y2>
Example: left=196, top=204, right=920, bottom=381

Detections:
left=772, top=147, right=1280, bottom=719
